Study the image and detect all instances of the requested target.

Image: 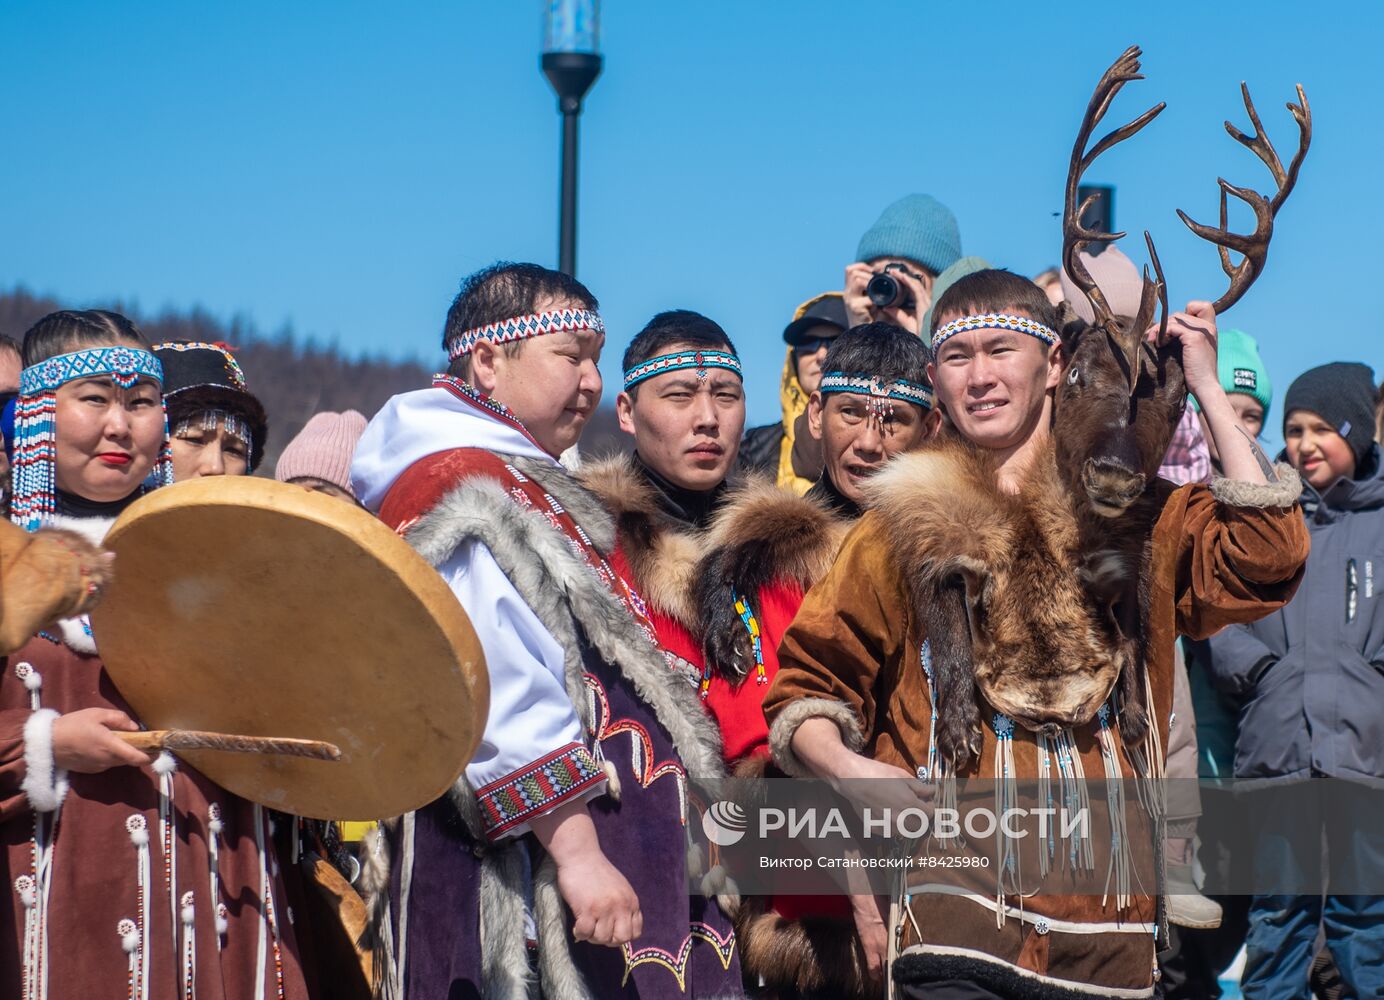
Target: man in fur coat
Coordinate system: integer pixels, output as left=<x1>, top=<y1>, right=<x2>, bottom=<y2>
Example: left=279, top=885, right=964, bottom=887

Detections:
left=696, top=322, right=939, bottom=767
left=587, top=320, right=937, bottom=999
left=763, top=270, right=1310, bottom=999
left=580, top=309, right=747, bottom=692
left=350, top=263, right=742, bottom=999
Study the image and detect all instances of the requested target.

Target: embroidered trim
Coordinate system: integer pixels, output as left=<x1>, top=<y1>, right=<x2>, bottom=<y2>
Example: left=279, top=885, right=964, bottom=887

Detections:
left=622, top=350, right=742, bottom=391
left=475, top=742, right=605, bottom=840
left=931, top=312, right=1059, bottom=352
left=621, top=921, right=738, bottom=990
left=818, top=371, right=934, bottom=409
left=585, top=672, right=689, bottom=825
left=445, top=308, right=604, bottom=361
left=431, top=375, right=555, bottom=458
left=151, top=341, right=248, bottom=390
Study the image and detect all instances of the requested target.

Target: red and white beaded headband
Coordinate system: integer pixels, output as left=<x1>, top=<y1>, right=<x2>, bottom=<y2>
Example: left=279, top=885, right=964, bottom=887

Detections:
left=931, top=313, right=1059, bottom=353
left=445, top=308, right=605, bottom=361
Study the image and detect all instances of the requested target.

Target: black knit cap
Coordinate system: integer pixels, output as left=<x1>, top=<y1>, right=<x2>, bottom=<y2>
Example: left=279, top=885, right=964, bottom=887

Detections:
left=153, top=342, right=269, bottom=473
left=1282, top=362, right=1377, bottom=468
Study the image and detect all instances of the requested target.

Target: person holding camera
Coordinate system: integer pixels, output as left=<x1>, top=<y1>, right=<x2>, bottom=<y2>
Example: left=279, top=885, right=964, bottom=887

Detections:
left=843, top=193, right=963, bottom=335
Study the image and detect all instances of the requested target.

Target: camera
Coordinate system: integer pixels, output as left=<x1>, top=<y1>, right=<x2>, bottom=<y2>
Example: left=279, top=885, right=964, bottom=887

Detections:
left=866, top=265, right=917, bottom=310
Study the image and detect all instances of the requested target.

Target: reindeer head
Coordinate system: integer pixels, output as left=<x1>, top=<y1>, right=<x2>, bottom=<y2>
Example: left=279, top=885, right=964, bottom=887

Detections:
left=1052, top=46, right=1310, bottom=517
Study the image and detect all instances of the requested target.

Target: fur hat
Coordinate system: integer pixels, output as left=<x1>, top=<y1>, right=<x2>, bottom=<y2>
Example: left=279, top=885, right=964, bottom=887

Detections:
left=275, top=410, right=368, bottom=496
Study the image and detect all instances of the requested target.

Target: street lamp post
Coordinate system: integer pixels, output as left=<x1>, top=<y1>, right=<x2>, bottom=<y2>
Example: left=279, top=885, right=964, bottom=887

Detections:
left=542, top=1, right=603, bottom=277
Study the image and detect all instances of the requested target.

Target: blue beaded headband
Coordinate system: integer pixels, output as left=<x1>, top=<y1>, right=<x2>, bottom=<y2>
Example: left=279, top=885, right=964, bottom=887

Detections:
left=12, top=347, right=172, bottom=532
left=19, top=346, right=163, bottom=395
left=622, top=350, right=743, bottom=391
left=818, top=372, right=934, bottom=410
left=446, top=308, right=605, bottom=361
left=931, top=313, right=1059, bottom=353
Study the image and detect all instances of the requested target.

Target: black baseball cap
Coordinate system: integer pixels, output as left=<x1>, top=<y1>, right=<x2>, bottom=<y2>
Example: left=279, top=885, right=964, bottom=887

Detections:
left=782, top=293, right=848, bottom=347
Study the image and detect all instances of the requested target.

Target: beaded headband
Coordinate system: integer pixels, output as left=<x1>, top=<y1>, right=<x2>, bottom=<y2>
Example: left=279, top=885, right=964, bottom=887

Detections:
left=623, top=349, right=743, bottom=391
left=819, top=372, right=934, bottom=410
left=931, top=313, right=1059, bottom=353
left=446, top=308, right=605, bottom=362
left=12, top=347, right=173, bottom=532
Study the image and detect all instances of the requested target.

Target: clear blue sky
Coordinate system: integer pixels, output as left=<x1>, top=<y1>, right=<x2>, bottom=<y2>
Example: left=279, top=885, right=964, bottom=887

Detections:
left=2, top=1, right=1378, bottom=436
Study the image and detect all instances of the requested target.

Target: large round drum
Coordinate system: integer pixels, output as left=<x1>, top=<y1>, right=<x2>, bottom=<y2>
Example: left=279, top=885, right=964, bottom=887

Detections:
left=90, top=476, right=488, bottom=820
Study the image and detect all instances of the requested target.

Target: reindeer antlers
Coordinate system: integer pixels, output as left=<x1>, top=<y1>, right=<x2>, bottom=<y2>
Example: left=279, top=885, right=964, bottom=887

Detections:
left=1177, top=82, right=1312, bottom=314
left=1062, top=46, right=1166, bottom=335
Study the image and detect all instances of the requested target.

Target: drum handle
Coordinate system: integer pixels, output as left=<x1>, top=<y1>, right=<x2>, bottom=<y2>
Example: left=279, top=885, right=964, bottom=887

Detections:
left=117, top=730, right=342, bottom=760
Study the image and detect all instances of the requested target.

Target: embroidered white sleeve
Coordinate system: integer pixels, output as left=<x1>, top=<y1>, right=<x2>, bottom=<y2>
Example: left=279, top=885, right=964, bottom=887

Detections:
left=440, top=540, right=605, bottom=839
left=22, top=709, right=69, bottom=813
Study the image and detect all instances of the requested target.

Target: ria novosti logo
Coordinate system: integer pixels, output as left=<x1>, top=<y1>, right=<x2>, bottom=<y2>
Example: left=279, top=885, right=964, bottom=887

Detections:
left=701, top=800, right=747, bottom=846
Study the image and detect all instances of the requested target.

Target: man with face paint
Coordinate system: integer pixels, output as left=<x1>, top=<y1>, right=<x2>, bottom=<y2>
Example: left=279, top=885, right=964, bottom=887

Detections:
left=683, top=322, right=937, bottom=999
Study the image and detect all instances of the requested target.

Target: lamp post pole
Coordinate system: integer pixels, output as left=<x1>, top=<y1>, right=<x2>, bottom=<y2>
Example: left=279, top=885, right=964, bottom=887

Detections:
left=542, top=2, right=602, bottom=277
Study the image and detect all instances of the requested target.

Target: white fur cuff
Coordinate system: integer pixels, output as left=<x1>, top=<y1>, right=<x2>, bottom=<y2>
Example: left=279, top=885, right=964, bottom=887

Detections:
left=22, top=709, right=69, bottom=813
left=1209, top=463, right=1302, bottom=510
left=767, top=697, right=866, bottom=778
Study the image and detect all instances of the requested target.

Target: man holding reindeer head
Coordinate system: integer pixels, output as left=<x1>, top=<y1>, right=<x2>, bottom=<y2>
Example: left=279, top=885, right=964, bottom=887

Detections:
left=763, top=48, right=1312, bottom=1000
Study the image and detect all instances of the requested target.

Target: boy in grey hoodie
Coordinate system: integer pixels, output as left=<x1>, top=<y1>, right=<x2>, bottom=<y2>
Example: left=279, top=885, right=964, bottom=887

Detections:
left=1205, top=362, right=1384, bottom=998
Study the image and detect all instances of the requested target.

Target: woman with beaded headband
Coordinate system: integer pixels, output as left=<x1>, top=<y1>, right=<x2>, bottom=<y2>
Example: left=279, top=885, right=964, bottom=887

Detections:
left=152, top=342, right=268, bottom=481
left=0, top=311, right=311, bottom=999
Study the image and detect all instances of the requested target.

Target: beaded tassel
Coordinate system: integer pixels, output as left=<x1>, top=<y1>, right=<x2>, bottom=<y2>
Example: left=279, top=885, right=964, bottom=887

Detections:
left=16, top=661, right=61, bottom=1000
left=993, top=713, right=1021, bottom=927
left=1096, top=704, right=1132, bottom=910
left=11, top=390, right=58, bottom=531
left=180, top=891, right=196, bottom=1000
left=206, top=804, right=227, bottom=945
left=1054, top=728, right=1094, bottom=873
left=1037, top=732, right=1055, bottom=878
left=253, top=806, right=286, bottom=999
left=124, top=813, right=151, bottom=1000
left=919, top=642, right=960, bottom=849
left=700, top=589, right=767, bottom=700
left=154, top=752, right=180, bottom=963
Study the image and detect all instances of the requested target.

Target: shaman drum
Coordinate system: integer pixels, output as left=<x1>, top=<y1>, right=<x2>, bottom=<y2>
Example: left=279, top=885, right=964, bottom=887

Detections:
left=90, top=476, right=488, bottom=820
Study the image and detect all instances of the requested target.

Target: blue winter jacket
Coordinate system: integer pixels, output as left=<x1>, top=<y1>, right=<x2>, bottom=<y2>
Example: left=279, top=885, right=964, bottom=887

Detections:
left=1206, top=445, right=1384, bottom=783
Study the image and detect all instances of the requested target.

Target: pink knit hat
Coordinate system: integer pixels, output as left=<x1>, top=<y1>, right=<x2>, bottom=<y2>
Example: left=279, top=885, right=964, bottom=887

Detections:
left=1059, top=246, right=1146, bottom=323
left=274, top=410, right=368, bottom=495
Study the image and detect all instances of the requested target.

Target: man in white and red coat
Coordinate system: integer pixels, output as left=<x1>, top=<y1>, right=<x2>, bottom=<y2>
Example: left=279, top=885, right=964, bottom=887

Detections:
left=351, top=262, right=742, bottom=999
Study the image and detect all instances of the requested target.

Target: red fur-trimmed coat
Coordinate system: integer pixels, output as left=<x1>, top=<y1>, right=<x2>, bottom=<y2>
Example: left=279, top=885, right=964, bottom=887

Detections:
left=584, top=460, right=872, bottom=998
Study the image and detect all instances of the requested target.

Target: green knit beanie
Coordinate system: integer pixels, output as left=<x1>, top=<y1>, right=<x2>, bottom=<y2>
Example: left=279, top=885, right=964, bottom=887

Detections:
left=855, top=194, right=962, bottom=276
left=1190, top=328, right=1272, bottom=421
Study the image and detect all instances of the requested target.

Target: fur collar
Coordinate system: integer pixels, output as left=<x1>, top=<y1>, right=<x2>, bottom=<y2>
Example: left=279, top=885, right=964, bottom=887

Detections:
left=863, top=440, right=1129, bottom=767
left=403, top=452, right=726, bottom=808
left=579, top=454, right=702, bottom=626
left=694, top=475, right=852, bottom=681
left=703, top=476, right=851, bottom=592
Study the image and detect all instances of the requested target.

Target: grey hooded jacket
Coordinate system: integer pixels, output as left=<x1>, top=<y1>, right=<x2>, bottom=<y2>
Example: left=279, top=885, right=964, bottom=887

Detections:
left=1206, top=445, right=1384, bottom=783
